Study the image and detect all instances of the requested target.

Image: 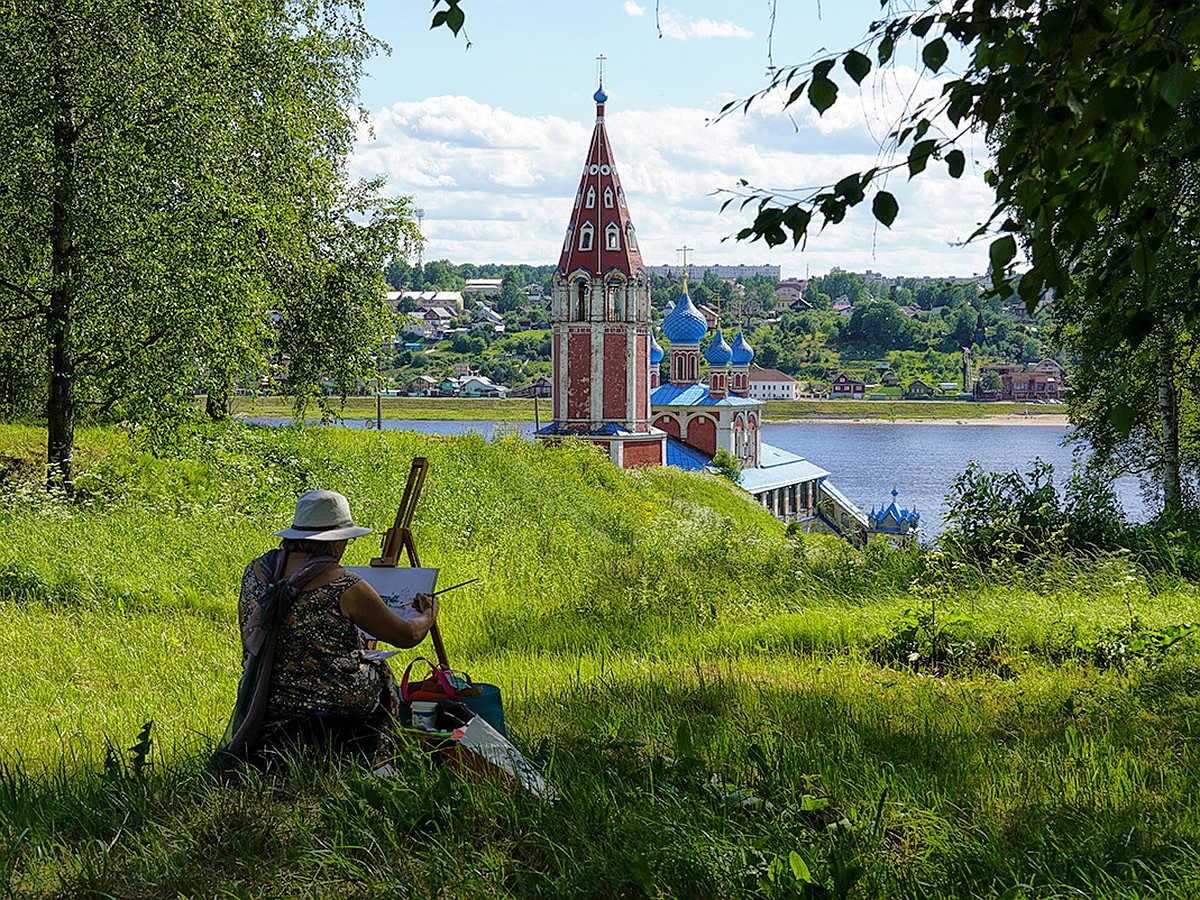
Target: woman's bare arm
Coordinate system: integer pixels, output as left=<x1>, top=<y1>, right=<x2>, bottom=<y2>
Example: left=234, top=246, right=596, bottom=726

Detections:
left=339, top=580, right=439, bottom=648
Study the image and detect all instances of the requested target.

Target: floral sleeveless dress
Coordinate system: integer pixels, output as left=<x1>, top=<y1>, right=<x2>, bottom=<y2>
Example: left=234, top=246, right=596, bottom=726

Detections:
left=238, top=557, right=398, bottom=743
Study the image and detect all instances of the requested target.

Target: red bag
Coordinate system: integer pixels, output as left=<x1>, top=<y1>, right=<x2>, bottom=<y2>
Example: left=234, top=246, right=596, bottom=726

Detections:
left=400, top=656, right=483, bottom=702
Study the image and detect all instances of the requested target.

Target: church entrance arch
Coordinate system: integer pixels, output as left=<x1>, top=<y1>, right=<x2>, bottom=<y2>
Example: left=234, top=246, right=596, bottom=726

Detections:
left=686, top=414, right=717, bottom=456
left=654, top=415, right=680, bottom=439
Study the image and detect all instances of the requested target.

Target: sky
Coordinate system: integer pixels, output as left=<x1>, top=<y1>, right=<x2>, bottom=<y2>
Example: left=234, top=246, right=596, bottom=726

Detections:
left=350, top=1, right=995, bottom=279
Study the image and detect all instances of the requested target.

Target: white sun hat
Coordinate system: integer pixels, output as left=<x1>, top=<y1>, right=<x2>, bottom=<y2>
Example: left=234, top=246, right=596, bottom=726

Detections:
left=274, top=490, right=373, bottom=541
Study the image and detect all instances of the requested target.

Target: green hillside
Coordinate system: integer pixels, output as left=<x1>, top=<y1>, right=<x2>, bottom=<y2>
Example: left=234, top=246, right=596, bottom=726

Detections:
left=1, top=423, right=1199, bottom=897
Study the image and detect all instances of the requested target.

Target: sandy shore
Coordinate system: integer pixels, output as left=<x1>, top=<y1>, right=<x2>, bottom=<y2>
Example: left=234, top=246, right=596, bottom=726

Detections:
left=769, top=413, right=1070, bottom=427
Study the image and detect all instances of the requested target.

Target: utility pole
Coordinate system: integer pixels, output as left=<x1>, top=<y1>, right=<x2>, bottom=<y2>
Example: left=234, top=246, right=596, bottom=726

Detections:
left=376, top=351, right=383, bottom=431
left=416, top=207, right=425, bottom=268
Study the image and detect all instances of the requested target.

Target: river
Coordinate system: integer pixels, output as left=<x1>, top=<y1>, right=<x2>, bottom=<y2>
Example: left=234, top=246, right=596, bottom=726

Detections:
left=245, top=417, right=1149, bottom=538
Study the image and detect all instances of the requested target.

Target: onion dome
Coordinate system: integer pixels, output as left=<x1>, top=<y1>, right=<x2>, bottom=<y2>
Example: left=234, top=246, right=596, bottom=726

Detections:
left=705, top=328, right=733, bottom=366
left=649, top=332, right=664, bottom=365
left=662, top=291, right=709, bottom=344
left=594, top=85, right=608, bottom=104
left=731, top=331, right=755, bottom=366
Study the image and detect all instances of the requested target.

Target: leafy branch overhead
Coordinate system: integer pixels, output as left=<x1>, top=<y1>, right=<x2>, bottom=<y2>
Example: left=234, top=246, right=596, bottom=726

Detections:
left=430, top=1, right=1200, bottom=337
left=722, top=0, right=1200, bottom=328
left=429, top=0, right=469, bottom=44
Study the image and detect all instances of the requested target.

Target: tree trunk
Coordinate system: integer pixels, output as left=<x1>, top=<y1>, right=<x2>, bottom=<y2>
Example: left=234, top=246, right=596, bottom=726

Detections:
left=1155, top=324, right=1182, bottom=517
left=47, top=94, right=77, bottom=495
left=205, top=387, right=230, bottom=420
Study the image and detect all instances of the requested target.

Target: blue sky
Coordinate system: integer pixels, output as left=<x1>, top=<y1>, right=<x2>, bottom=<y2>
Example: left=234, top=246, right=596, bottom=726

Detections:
left=351, top=1, right=994, bottom=278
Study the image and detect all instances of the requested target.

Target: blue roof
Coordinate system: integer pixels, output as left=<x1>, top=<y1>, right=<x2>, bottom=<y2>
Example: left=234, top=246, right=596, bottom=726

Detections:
left=594, top=85, right=608, bottom=104
left=661, top=291, right=708, bottom=344
left=737, top=442, right=830, bottom=494
left=535, top=421, right=635, bottom=437
left=651, top=382, right=761, bottom=407
left=731, top=331, right=754, bottom=366
left=704, top=329, right=733, bottom=365
left=665, top=436, right=712, bottom=471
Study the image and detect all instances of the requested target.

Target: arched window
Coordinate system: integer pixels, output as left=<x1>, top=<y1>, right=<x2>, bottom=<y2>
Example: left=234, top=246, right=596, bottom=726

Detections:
left=626, top=224, right=638, bottom=251
left=578, top=223, right=594, bottom=251
left=576, top=282, right=588, bottom=320
left=605, top=222, right=620, bottom=251
left=574, top=189, right=582, bottom=209
left=606, top=279, right=626, bottom=320
left=604, top=187, right=614, bottom=208
left=585, top=186, right=596, bottom=208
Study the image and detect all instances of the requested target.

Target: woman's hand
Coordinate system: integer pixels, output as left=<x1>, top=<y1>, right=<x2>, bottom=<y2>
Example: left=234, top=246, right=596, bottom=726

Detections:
left=408, top=592, right=439, bottom=636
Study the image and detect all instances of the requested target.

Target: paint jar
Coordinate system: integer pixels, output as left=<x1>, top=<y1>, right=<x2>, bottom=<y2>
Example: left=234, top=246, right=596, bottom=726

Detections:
left=411, top=701, right=439, bottom=731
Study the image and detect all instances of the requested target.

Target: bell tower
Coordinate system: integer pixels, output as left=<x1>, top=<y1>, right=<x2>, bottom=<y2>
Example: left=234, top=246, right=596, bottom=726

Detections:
left=539, top=64, right=665, bottom=468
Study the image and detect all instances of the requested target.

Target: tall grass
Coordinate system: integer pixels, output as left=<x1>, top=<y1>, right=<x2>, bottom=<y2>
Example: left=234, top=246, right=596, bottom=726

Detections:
left=1, top=421, right=1199, bottom=897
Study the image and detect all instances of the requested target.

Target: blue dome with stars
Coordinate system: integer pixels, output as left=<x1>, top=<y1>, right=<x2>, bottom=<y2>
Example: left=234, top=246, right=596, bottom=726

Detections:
left=661, top=291, right=708, bottom=345
left=649, top=332, right=664, bottom=365
left=731, top=331, right=754, bottom=366
left=705, top=329, right=733, bottom=366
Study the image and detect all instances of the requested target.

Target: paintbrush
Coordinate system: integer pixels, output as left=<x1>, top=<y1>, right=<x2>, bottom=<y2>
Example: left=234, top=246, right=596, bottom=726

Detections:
left=398, top=577, right=480, bottom=608
left=431, top=577, right=479, bottom=596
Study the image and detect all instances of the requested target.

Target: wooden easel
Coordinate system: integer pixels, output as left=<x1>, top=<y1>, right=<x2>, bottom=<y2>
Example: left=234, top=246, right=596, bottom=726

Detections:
left=370, top=457, right=450, bottom=668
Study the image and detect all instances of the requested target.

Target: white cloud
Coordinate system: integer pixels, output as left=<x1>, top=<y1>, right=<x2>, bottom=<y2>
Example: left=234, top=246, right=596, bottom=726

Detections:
left=352, top=85, right=995, bottom=278
left=623, top=1, right=645, bottom=17
left=656, top=9, right=754, bottom=41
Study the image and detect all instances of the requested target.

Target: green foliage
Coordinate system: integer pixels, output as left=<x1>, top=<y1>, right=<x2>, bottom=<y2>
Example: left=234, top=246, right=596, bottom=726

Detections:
left=941, top=459, right=1068, bottom=564
left=838, top=299, right=920, bottom=357
left=715, top=1, right=1200, bottom=335
left=0, top=0, right=417, bottom=490
left=1090, top=618, right=1200, bottom=669
left=942, top=455, right=1200, bottom=576
left=710, top=448, right=742, bottom=483
left=1055, top=134, right=1200, bottom=517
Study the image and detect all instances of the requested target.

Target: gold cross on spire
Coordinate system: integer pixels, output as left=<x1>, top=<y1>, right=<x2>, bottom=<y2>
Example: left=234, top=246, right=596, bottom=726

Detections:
left=596, top=54, right=607, bottom=85
left=677, top=244, right=692, bottom=292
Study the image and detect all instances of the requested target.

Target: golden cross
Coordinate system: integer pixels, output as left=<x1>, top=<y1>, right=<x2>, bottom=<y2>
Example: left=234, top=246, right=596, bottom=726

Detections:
left=676, top=244, right=693, bottom=291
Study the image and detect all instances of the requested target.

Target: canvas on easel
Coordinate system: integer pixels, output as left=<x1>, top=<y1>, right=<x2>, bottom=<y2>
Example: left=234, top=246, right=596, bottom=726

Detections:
left=369, top=457, right=451, bottom=668
left=344, top=566, right=438, bottom=640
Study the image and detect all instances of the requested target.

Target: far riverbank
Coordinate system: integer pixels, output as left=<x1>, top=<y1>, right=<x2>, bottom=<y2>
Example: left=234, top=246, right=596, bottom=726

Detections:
left=228, top=395, right=1068, bottom=426
left=780, top=413, right=1070, bottom=427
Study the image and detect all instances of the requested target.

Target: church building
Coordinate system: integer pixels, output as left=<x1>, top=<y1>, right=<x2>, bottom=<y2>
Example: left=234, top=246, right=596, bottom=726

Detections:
left=538, top=73, right=896, bottom=542
left=649, top=269, right=833, bottom=525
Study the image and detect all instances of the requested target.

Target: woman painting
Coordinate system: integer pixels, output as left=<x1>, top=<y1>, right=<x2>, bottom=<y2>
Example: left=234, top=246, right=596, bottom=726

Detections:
left=218, top=489, right=438, bottom=763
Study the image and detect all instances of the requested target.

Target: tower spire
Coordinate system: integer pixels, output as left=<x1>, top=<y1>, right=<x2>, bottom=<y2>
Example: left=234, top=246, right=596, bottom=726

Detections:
left=556, top=65, right=642, bottom=277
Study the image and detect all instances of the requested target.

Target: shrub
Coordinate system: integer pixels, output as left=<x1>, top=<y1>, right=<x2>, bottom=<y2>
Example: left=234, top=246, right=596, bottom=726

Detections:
left=940, top=459, right=1067, bottom=564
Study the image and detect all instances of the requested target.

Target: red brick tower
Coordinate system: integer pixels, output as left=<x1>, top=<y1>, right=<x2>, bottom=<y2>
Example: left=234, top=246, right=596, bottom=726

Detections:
left=538, top=73, right=665, bottom=468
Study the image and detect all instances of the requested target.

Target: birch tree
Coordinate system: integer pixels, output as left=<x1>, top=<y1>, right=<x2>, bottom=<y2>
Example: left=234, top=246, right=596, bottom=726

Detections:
left=0, top=0, right=418, bottom=492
